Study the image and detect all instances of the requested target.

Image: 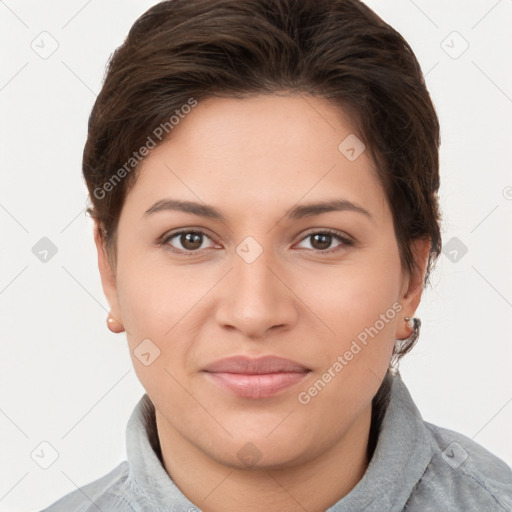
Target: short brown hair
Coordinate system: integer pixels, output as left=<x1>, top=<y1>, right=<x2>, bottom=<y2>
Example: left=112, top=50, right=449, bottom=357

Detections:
left=83, top=0, right=441, bottom=363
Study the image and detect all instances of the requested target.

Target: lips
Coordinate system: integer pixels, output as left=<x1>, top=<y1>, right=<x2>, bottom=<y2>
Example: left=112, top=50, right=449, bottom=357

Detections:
left=202, top=356, right=311, bottom=399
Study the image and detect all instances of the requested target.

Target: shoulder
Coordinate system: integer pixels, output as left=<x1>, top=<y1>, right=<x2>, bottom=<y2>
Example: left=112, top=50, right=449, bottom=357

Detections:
left=406, top=421, right=512, bottom=511
left=39, top=462, right=136, bottom=512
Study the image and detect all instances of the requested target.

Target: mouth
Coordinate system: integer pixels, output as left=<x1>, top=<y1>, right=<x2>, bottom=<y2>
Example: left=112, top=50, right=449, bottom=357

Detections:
left=202, top=355, right=311, bottom=399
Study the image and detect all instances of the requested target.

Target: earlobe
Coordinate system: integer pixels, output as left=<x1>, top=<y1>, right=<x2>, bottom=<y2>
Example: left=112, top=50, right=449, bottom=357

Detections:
left=396, top=237, right=431, bottom=340
left=106, top=310, right=125, bottom=333
left=93, top=222, right=124, bottom=333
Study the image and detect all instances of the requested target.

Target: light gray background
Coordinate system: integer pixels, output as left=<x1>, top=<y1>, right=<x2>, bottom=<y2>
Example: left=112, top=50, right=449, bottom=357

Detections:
left=1, top=1, right=511, bottom=510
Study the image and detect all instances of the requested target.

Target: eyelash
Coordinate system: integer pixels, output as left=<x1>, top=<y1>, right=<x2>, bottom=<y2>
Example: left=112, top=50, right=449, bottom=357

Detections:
left=159, top=228, right=353, bottom=256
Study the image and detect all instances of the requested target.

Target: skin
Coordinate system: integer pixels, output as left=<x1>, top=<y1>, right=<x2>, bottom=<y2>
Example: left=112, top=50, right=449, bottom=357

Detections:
left=95, top=93, right=430, bottom=512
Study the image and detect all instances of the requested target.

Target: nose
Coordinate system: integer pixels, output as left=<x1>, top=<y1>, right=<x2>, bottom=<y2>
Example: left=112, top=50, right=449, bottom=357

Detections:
left=214, top=242, right=299, bottom=340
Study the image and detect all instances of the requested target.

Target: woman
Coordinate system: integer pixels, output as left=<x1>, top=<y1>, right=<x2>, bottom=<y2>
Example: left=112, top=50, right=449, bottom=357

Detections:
left=41, top=0, right=512, bottom=510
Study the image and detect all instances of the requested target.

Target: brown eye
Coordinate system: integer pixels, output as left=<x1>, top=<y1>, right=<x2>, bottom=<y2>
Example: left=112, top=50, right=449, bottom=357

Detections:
left=310, top=233, right=333, bottom=251
left=179, top=232, right=203, bottom=251
left=296, top=230, right=352, bottom=253
left=163, top=230, right=216, bottom=253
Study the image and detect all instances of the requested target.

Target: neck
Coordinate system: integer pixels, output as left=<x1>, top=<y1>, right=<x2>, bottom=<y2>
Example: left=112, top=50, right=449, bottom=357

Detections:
left=155, top=403, right=373, bottom=512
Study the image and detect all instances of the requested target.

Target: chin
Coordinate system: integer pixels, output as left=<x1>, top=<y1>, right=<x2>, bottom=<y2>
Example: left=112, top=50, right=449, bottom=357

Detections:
left=201, top=426, right=313, bottom=471
left=218, top=445, right=307, bottom=472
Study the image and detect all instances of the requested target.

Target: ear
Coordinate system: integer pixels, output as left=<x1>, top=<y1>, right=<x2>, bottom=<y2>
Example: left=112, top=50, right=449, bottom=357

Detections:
left=395, top=237, right=431, bottom=340
left=93, top=221, right=123, bottom=330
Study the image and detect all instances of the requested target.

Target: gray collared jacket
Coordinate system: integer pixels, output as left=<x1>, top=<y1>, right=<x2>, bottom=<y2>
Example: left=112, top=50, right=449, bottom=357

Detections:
left=40, top=373, right=512, bottom=511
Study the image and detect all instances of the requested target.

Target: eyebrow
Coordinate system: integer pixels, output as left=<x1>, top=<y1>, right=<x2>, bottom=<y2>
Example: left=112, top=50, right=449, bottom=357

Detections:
left=143, top=198, right=371, bottom=221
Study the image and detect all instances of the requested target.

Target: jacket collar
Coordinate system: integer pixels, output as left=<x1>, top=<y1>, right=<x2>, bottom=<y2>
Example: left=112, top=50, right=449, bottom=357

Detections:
left=326, top=373, right=433, bottom=511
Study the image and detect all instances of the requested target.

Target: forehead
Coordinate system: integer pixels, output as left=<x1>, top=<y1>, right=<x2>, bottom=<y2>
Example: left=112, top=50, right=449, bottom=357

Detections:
left=124, top=94, right=389, bottom=223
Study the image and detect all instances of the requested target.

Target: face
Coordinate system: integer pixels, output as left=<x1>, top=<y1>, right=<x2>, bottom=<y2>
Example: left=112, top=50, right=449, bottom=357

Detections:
left=96, top=94, right=427, bottom=470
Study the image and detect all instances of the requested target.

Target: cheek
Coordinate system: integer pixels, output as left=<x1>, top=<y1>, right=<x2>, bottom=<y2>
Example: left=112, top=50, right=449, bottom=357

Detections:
left=306, top=258, right=401, bottom=339
left=301, top=244, right=403, bottom=385
left=116, top=279, right=190, bottom=406
left=115, top=236, right=192, bottom=338
left=114, top=251, right=181, bottom=363
left=114, top=247, right=210, bottom=386
left=117, top=272, right=166, bottom=339
left=297, top=262, right=402, bottom=418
